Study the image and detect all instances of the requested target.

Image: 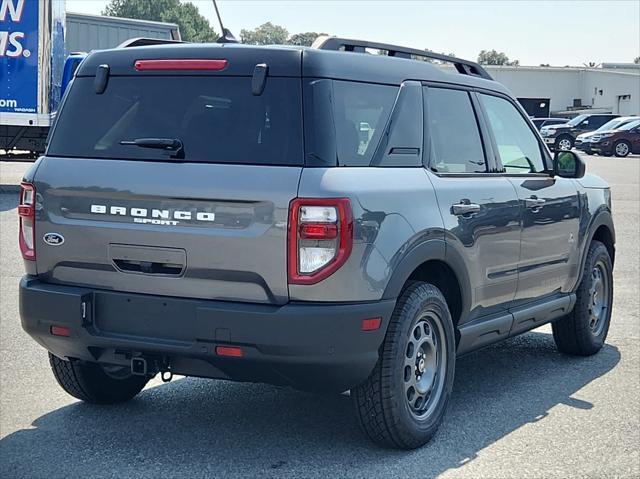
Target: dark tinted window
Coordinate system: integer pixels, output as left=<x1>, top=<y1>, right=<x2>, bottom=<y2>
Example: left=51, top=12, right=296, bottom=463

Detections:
left=589, top=115, right=616, bottom=129
left=425, top=88, right=486, bottom=173
left=48, top=76, right=303, bottom=165
left=480, top=93, right=545, bottom=174
left=303, top=79, right=398, bottom=167
left=543, top=119, right=567, bottom=127
left=533, top=119, right=545, bottom=128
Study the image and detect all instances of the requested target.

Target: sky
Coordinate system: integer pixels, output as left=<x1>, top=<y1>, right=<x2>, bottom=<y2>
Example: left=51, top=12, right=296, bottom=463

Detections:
left=65, top=0, right=640, bottom=66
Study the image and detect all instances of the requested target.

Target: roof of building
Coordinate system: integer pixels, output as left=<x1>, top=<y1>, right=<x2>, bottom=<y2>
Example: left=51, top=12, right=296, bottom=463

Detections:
left=66, top=11, right=179, bottom=30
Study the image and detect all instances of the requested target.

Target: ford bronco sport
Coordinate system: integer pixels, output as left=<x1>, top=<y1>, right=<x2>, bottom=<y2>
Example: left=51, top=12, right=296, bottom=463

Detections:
left=18, top=37, right=615, bottom=450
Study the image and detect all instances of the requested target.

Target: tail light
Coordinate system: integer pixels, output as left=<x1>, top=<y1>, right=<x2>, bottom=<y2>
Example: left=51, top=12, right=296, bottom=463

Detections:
left=18, top=182, right=36, bottom=261
left=288, top=198, right=353, bottom=285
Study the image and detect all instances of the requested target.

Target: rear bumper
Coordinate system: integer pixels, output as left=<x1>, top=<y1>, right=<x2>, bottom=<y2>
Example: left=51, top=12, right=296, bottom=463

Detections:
left=19, top=277, right=395, bottom=392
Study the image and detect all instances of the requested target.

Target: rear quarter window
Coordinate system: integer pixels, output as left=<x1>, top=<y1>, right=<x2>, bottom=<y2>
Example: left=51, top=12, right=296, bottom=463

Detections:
left=47, top=76, right=303, bottom=166
left=303, top=80, right=398, bottom=167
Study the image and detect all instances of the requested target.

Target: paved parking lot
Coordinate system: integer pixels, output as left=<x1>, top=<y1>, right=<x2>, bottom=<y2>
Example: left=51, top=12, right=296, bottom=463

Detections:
left=0, top=155, right=638, bottom=478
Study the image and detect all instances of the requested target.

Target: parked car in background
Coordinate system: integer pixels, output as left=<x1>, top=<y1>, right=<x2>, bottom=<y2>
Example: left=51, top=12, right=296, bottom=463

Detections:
left=531, top=117, right=569, bottom=130
left=575, top=116, right=640, bottom=154
left=590, top=119, right=640, bottom=157
left=541, top=113, right=619, bottom=151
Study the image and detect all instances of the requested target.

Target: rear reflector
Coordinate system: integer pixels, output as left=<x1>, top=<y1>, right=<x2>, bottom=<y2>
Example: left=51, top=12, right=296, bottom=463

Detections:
left=50, top=325, right=71, bottom=337
left=134, top=59, right=228, bottom=71
left=299, top=223, right=338, bottom=240
left=361, top=318, right=382, bottom=331
left=215, top=346, right=243, bottom=358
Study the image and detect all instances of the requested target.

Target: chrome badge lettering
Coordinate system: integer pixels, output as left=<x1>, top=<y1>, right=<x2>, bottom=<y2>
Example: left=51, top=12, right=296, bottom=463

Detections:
left=90, top=204, right=215, bottom=225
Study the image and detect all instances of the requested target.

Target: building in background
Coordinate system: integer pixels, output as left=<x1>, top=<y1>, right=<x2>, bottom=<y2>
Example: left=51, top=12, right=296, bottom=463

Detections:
left=474, top=65, right=639, bottom=117
left=65, top=12, right=180, bottom=55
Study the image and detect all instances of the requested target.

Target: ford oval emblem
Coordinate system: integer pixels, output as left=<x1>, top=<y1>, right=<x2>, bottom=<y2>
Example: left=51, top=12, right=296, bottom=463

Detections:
left=43, top=232, right=65, bottom=246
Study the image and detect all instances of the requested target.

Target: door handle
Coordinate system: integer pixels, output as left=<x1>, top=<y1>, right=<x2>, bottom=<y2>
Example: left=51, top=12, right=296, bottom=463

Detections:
left=451, top=201, right=481, bottom=216
left=525, top=196, right=546, bottom=210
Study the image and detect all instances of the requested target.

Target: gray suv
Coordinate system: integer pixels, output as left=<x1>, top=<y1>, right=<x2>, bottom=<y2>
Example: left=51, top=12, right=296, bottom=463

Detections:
left=18, top=37, right=615, bottom=450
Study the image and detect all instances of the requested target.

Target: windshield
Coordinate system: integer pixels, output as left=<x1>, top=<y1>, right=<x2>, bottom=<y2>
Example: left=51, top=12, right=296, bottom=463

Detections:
left=617, top=119, right=640, bottom=131
left=566, top=114, right=589, bottom=126
left=48, top=76, right=303, bottom=165
left=596, top=118, right=626, bottom=132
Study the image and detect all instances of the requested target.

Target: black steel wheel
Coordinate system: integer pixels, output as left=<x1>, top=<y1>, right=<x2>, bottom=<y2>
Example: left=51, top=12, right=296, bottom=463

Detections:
left=403, top=313, right=448, bottom=420
left=553, top=240, right=613, bottom=356
left=353, top=282, right=455, bottom=449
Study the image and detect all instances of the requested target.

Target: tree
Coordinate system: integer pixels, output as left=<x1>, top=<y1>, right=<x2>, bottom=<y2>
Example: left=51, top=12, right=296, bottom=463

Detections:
left=103, top=0, right=217, bottom=43
left=240, top=22, right=289, bottom=45
left=477, top=49, right=519, bottom=66
left=288, top=32, right=325, bottom=47
left=240, top=24, right=325, bottom=46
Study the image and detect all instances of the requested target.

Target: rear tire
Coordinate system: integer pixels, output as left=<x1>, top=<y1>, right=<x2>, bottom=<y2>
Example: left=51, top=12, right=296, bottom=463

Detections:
left=552, top=241, right=613, bottom=356
left=614, top=140, right=631, bottom=157
left=49, top=353, right=148, bottom=404
left=353, top=282, right=456, bottom=449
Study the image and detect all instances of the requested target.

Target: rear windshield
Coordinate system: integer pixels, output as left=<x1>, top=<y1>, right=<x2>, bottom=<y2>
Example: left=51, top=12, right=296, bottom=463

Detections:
left=48, top=76, right=303, bottom=165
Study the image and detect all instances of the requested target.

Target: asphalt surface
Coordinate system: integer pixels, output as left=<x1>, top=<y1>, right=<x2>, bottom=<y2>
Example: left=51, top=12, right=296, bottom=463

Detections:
left=0, top=155, right=638, bottom=478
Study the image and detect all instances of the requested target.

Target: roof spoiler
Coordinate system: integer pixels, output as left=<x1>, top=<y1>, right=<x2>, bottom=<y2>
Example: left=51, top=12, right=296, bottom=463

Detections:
left=117, top=38, right=185, bottom=49
left=312, top=36, right=493, bottom=81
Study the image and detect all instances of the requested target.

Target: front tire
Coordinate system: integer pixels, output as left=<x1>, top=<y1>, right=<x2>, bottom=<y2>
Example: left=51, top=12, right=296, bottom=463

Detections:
left=552, top=241, right=613, bottom=356
left=614, top=140, right=631, bottom=157
left=353, top=283, right=456, bottom=449
left=49, top=353, right=149, bottom=404
left=556, top=135, right=574, bottom=151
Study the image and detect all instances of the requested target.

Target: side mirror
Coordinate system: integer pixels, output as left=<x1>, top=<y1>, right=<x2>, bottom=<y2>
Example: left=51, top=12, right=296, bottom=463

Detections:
left=554, top=150, right=585, bottom=178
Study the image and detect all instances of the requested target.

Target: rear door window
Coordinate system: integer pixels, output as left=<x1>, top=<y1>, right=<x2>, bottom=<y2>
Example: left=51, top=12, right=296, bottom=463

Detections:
left=425, top=87, right=487, bottom=173
left=48, top=76, right=303, bottom=165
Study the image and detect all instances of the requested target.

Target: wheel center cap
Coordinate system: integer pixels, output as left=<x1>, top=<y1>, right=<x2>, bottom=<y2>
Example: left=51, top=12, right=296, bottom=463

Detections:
left=418, top=358, right=426, bottom=373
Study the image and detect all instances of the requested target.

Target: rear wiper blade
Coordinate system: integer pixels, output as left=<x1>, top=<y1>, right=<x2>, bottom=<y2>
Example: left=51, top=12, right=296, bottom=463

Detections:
left=119, top=138, right=184, bottom=159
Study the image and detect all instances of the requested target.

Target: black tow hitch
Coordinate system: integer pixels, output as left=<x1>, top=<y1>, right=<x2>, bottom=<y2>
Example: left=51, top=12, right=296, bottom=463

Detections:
left=130, top=356, right=172, bottom=382
left=131, top=357, right=148, bottom=376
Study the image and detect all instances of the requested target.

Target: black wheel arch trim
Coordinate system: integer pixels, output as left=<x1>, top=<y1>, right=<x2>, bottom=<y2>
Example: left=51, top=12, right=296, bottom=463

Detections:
left=382, top=239, right=472, bottom=323
left=574, top=210, right=615, bottom=291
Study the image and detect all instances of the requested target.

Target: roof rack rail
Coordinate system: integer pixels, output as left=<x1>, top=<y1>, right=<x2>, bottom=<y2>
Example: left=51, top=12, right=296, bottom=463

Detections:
left=118, top=38, right=185, bottom=49
left=311, top=36, right=493, bottom=81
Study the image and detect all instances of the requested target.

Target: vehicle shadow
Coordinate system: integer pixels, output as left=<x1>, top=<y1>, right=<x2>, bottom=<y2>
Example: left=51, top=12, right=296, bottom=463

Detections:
left=0, top=331, right=621, bottom=478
